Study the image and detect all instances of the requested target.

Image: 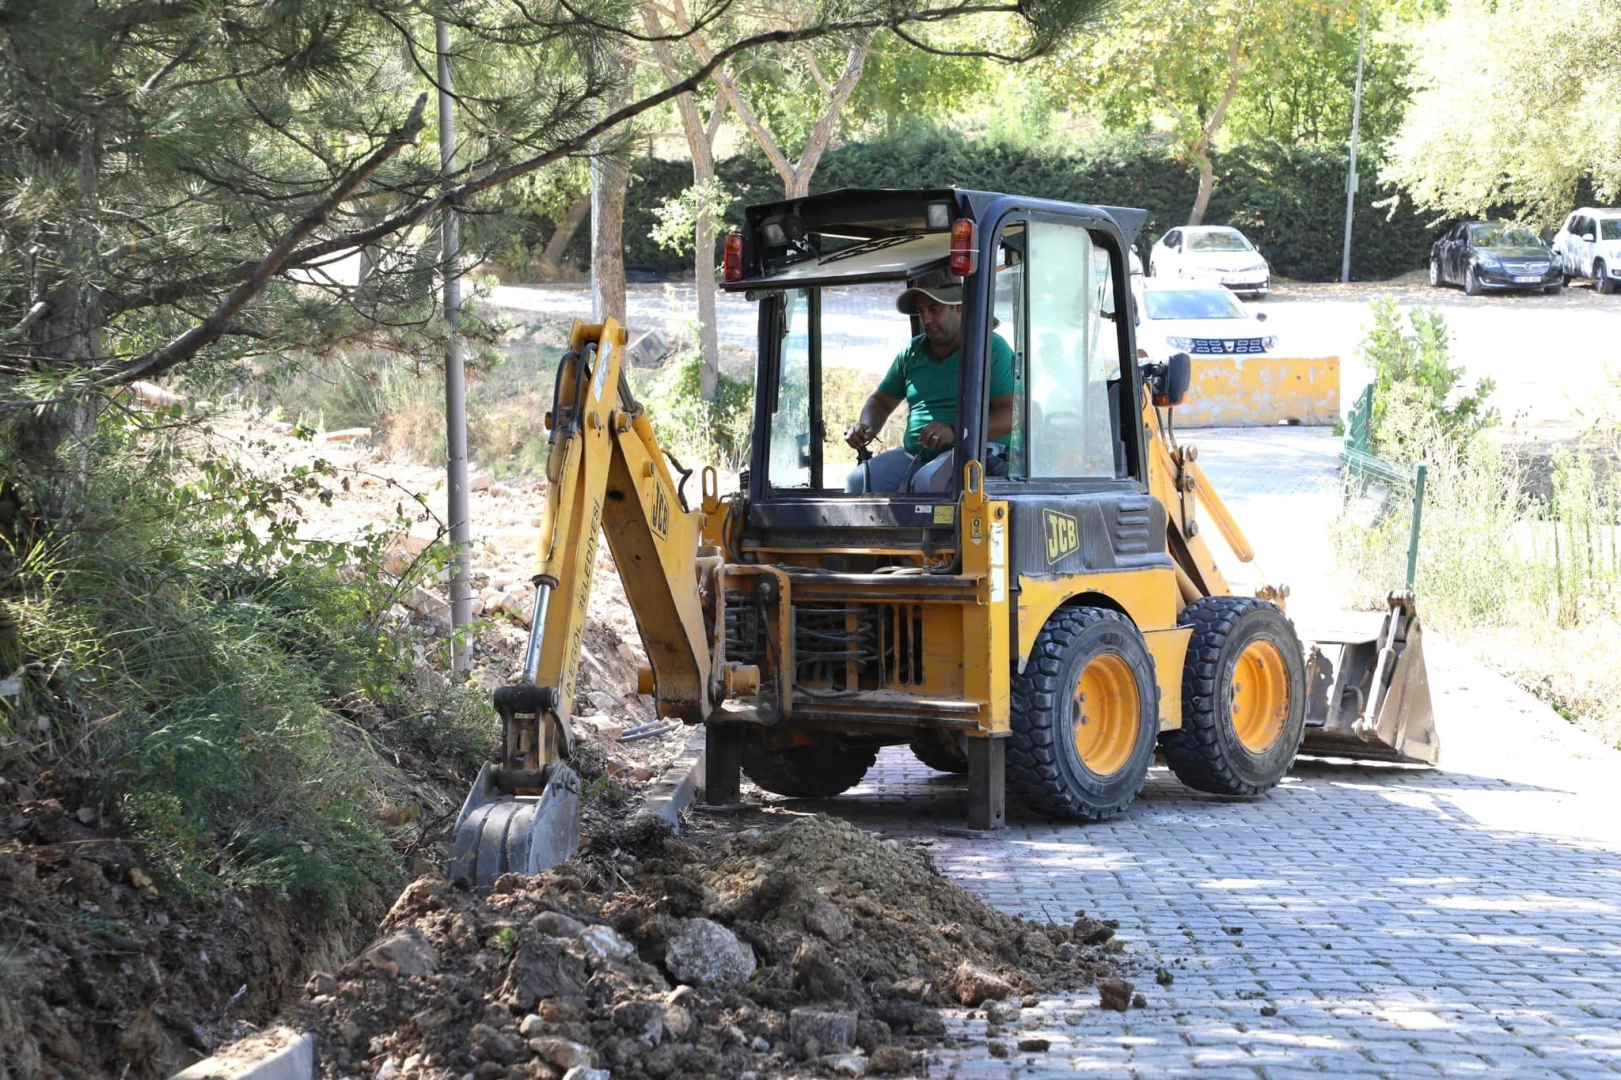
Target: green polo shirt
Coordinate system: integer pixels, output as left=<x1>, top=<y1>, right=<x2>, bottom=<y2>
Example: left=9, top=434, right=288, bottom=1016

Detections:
left=878, top=333, right=1017, bottom=458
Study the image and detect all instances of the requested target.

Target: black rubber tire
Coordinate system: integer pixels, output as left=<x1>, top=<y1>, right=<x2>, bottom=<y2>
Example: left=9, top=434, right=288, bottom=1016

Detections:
left=1429, top=258, right=1441, bottom=287
left=1597, top=261, right=1615, bottom=295
left=1464, top=264, right=1483, bottom=296
left=740, top=731, right=877, bottom=798
left=1007, top=607, right=1159, bottom=821
left=909, top=734, right=969, bottom=774
left=1160, top=597, right=1307, bottom=797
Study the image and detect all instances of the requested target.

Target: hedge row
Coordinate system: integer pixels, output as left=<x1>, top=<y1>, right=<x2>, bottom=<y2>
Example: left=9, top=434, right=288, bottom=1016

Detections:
left=606, top=128, right=1441, bottom=283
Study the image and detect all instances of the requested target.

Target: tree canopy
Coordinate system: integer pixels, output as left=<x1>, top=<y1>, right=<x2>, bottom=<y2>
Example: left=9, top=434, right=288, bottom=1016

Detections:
left=0, top=0, right=1098, bottom=506
left=1383, top=0, right=1621, bottom=221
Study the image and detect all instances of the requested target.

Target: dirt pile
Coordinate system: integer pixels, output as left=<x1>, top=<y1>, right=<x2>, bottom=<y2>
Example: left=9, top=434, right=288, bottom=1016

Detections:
left=287, top=814, right=1123, bottom=1079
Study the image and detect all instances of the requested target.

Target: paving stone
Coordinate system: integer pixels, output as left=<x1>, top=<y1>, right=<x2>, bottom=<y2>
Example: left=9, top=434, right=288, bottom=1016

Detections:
left=799, top=428, right=1621, bottom=1078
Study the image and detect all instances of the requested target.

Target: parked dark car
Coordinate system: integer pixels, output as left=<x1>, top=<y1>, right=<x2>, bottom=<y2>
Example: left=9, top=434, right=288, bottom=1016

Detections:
left=1429, top=222, right=1564, bottom=296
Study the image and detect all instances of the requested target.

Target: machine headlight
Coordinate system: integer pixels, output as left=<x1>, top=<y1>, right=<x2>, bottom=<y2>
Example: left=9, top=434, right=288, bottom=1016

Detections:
left=1262, top=335, right=1278, bottom=349
left=1167, top=336, right=1195, bottom=351
left=1476, top=252, right=1502, bottom=269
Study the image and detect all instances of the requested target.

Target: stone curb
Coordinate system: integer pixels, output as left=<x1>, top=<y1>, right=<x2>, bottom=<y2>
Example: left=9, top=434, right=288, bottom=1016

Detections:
left=636, top=726, right=706, bottom=831
left=170, top=1027, right=313, bottom=1080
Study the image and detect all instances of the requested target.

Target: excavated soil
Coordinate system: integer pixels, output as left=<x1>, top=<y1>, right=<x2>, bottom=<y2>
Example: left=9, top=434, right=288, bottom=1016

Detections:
left=287, top=814, right=1125, bottom=1079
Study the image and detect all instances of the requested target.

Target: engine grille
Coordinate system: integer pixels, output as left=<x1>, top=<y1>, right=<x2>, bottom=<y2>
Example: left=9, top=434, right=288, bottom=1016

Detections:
left=1501, top=258, right=1550, bottom=274
left=791, top=602, right=924, bottom=692
left=1191, top=337, right=1266, bottom=355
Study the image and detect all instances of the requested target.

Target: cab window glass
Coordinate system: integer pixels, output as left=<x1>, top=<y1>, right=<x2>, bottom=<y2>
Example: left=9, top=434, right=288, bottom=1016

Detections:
left=1027, top=222, right=1118, bottom=479
left=769, top=289, right=813, bottom=489
left=992, top=226, right=1027, bottom=478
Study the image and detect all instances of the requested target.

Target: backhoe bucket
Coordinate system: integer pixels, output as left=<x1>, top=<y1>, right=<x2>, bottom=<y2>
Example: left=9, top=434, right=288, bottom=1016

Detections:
left=449, top=761, right=581, bottom=893
left=1299, top=592, right=1439, bottom=765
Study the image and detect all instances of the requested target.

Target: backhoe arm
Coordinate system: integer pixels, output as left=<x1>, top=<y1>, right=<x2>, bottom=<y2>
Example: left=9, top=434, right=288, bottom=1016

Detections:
left=451, top=319, right=715, bottom=891
left=514, top=318, right=715, bottom=771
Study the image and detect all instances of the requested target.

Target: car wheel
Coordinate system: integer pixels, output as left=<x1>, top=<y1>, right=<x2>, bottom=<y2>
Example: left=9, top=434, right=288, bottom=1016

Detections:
left=1597, top=261, right=1616, bottom=296
left=1464, top=264, right=1483, bottom=296
left=1428, top=258, right=1441, bottom=287
left=1544, top=281, right=1563, bottom=295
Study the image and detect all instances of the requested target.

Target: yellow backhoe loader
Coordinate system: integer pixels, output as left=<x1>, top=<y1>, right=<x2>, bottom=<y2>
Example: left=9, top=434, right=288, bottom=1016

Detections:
left=449, top=188, right=1438, bottom=891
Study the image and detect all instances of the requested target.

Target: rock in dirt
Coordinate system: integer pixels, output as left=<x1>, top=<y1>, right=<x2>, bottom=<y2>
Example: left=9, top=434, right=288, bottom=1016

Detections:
left=949, top=961, right=1015, bottom=1006
left=502, top=936, right=587, bottom=1007
left=357, top=927, right=438, bottom=977
left=869, top=1045, right=915, bottom=1074
left=663, top=916, right=756, bottom=986
left=469, top=1022, right=522, bottom=1064
left=1099, top=978, right=1134, bottom=1012
left=1017, top=1037, right=1052, bottom=1052
left=533, top=1037, right=592, bottom=1070
left=580, top=923, right=634, bottom=960
left=984, top=1000, right=1020, bottom=1024
left=791, top=1007, right=858, bottom=1052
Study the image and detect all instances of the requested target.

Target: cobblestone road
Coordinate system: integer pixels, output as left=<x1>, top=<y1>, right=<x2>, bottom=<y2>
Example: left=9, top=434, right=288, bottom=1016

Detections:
left=805, top=429, right=1621, bottom=1078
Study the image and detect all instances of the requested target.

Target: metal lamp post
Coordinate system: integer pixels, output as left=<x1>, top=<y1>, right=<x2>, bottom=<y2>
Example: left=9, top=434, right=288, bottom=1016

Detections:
left=1341, top=1, right=1369, bottom=284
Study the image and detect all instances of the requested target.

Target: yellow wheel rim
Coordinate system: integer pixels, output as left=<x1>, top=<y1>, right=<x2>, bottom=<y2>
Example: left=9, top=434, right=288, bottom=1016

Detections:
left=1231, top=640, right=1290, bottom=754
left=1072, top=654, right=1140, bottom=777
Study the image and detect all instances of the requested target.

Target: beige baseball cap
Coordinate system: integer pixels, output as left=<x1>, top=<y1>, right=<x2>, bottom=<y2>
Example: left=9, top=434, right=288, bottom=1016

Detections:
left=896, top=267, right=964, bottom=313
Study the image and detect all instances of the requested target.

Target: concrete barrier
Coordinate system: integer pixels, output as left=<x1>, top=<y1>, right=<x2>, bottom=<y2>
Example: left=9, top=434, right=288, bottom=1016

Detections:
left=171, top=1027, right=313, bottom=1080
left=1174, top=356, right=1339, bottom=428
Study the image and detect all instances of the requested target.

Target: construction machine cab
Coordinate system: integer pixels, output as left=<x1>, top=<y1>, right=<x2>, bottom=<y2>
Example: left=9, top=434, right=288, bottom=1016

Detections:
left=725, top=189, right=1151, bottom=552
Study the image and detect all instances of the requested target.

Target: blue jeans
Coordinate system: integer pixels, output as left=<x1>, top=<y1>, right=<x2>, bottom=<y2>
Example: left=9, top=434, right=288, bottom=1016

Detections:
left=845, top=448, right=955, bottom=493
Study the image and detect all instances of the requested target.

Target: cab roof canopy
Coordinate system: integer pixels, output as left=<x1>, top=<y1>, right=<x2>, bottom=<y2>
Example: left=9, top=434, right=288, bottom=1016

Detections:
left=723, top=187, right=1147, bottom=291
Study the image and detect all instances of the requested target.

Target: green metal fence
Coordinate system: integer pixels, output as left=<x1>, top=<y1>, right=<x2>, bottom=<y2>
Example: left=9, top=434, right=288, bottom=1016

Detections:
left=1341, top=382, right=1429, bottom=590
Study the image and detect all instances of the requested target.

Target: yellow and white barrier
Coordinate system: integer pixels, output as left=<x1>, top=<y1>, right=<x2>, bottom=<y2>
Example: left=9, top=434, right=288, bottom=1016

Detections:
left=1174, top=355, right=1339, bottom=428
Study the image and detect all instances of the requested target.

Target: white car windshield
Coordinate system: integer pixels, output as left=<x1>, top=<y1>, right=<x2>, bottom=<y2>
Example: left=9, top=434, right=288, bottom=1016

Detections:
left=1144, top=289, right=1247, bottom=320
left=1186, top=230, right=1253, bottom=253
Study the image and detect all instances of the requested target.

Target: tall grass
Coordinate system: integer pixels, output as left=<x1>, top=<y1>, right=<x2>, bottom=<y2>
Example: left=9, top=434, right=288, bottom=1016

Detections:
left=1337, top=310, right=1621, bottom=748
left=0, top=426, right=483, bottom=912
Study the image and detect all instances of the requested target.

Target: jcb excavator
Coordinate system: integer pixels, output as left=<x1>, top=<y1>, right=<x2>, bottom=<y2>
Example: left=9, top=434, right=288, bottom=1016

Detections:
left=450, top=188, right=1438, bottom=890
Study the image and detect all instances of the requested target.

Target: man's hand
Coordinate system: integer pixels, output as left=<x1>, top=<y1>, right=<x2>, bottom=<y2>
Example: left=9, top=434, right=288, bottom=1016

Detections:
left=845, top=421, right=875, bottom=449
left=918, top=422, right=955, bottom=452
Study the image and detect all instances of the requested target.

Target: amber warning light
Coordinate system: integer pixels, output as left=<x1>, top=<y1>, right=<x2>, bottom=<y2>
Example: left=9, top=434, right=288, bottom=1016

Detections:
left=723, top=232, right=744, bottom=281
left=949, top=219, right=978, bottom=276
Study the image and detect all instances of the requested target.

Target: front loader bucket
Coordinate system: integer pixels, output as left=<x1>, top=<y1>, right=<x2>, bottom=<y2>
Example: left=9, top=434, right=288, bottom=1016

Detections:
left=449, top=761, right=581, bottom=893
left=1299, top=592, right=1439, bottom=765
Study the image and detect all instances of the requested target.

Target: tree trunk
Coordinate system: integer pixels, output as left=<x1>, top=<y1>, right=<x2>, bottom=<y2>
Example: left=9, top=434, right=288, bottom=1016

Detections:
left=647, top=2, right=726, bottom=399
left=1187, top=35, right=1244, bottom=228
left=591, top=159, right=628, bottom=326
left=694, top=200, right=720, bottom=400
left=540, top=196, right=590, bottom=278
left=1188, top=151, right=1216, bottom=226
left=6, top=125, right=104, bottom=520
left=590, top=53, right=634, bottom=326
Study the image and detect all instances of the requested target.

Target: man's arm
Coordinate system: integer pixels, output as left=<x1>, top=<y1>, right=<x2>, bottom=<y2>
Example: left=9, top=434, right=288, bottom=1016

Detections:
left=988, top=394, right=1014, bottom=441
left=846, top=390, right=902, bottom=448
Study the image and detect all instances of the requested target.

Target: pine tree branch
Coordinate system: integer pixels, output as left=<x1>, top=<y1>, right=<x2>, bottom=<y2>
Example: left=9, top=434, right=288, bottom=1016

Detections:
left=109, top=95, right=429, bottom=385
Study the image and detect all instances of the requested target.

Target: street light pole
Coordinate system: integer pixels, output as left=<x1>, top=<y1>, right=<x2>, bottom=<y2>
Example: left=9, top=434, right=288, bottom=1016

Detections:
left=437, top=18, right=474, bottom=673
left=1341, top=0, right=1369, bottom=284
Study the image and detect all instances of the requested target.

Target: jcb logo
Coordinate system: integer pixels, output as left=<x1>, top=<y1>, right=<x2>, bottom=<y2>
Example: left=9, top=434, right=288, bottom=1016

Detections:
left=650, top=485, right=670, bottom=539
left=1044, top=509, right=1079, bottom=564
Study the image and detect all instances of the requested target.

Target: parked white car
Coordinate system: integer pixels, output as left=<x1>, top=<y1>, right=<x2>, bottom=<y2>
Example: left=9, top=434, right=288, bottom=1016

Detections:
left=1553, top=207, right=1621, bottom=295
left=1148, top=225, right=1270, bottom=299
left=1138, top=279, right=1277, bottom=361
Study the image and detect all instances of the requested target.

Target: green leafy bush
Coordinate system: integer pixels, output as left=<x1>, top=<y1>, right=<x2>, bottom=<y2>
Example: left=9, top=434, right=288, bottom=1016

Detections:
left=1359, top=297, right=1495, bottom=458
left=1, top=420, right=441, bottom=912
left=631, top=348, right=755, bottom=472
